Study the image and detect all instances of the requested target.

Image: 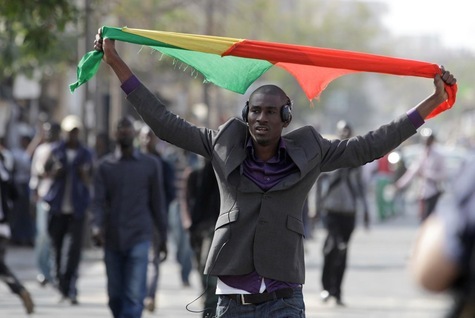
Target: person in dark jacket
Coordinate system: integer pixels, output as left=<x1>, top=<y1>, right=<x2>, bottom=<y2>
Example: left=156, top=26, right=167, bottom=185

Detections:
left=186, top=159, right=220, bottom=317
left=316, top=120, right=369, bottom=306
left=43, top=115, right=93, bottom=304
left=91, top=117, right=168, bottom=318
left=0, top=141, right=34, bottom=314
left=139, top=125, right=175, bottom=313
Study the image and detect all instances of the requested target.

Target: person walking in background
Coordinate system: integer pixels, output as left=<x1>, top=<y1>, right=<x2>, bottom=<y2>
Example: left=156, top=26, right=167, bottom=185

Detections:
left=396, top=132, right=446, bottom=222
left=139, top=125, right=175, bottom=313
left=316, top=120, right=370, bottom=306
left=0, top=138, right=34, bottom=314
left=43, top=115, right=93, bottom=304
left=29, top=121, right=62, bottom=287
left=95, top=31, right=456, bottom=317
left=163, top=148, right=195, bottom=289
left=10, top=132, right=35, bottom=246
left=91, top=116, right=168, bottom=318
left=374, top=153, right=396, bottom=221
left=186, top=159, right=220, bottom=317
left=93, top=131, right=113, bottom=161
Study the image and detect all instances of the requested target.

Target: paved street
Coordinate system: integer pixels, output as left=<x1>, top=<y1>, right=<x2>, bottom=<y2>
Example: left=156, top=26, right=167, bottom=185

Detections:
left=1, top=200, right=453, bottom=318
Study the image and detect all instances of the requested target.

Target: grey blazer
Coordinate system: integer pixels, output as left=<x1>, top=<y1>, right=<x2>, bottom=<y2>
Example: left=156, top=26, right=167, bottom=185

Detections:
left=128, top=83, right=416, bottom=284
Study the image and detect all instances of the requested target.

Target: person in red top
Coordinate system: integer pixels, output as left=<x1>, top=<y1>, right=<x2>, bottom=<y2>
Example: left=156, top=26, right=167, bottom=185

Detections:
left=373, top=153, right=395, bottom=220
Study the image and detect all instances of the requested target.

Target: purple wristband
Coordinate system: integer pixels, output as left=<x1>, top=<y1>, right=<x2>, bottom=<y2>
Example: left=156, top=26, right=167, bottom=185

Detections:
left=406, top=108, right=425, bottom=129
left=120, top=75, right=140, bottom=95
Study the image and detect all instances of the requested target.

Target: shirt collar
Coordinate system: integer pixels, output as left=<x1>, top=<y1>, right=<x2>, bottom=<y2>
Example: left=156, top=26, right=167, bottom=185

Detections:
left=245, top=138, right=287, bottom=162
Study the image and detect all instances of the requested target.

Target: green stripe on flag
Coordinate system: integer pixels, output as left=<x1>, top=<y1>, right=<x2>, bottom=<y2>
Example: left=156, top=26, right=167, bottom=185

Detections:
left=70, top=26, right=273, bottom=94
left=152, top=46, right=273, bottom=94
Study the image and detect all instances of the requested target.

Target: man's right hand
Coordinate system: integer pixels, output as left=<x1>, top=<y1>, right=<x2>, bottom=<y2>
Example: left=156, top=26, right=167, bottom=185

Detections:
left=93, top=27, right=134, bottom=84
left=94, top=28, right=118, bottom=66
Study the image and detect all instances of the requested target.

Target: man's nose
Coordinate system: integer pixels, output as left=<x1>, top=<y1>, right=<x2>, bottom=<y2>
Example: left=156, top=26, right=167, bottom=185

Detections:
left=257, top=112, right=267, bottom=122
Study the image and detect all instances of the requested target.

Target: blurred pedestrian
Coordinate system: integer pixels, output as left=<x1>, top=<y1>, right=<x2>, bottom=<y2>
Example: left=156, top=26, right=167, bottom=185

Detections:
left=396, top=132, right=446, bottom=222
left=168, top=149, right=194, bottom=288
left=374, top=153, right=396, bottom=221
left=411, top=152, right=475, bottom=317
left=10, top=133, right=35, bottom=246
left=93, top=131, right=113, bottom=161
left=186, top=159, right=220, bottom=317
left=43, top=115, right=93, bottom=304
left=91, top=116, right=168, bottom=318
left=316, top=120, right=370, bottom=306
left=29, top=121, right=61, bottom=286
left=139, top=125, right=175, bottom=313
left=0, top=138, right=34, bottom=314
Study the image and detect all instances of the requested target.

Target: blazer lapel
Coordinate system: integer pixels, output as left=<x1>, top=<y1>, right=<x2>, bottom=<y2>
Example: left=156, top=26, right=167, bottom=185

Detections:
left=267, top=139, right=309, bottom=192
left=285, top=139, right=310, bottom=176
left=223, top=144, right=246, bottom=180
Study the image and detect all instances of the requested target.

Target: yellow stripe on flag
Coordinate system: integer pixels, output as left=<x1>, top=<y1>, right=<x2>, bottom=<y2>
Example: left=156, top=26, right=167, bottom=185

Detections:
left=122, top=27, right=241, bottom=55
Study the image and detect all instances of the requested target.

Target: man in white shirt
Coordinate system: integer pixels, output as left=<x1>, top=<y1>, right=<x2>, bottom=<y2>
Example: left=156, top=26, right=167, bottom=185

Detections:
left=396, top=133, right=446, bottom=221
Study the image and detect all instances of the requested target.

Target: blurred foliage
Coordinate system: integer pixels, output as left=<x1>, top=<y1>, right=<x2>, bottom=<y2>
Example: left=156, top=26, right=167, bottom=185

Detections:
left=0, top=0, right=81, bottom=85
left=1, top=0, right=473, bottom=140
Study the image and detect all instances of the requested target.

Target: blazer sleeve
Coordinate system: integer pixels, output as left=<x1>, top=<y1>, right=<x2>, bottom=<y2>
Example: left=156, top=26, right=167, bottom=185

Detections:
left=126, top=83, right=214, bottom=159
left=318, top=114, right=417, bottom=172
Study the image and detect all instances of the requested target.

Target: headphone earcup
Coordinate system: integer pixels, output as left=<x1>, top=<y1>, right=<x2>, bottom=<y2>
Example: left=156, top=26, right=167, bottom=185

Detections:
left=281, top=104, right=292, bottom=123
left=242, top=102, right=249, bottom=122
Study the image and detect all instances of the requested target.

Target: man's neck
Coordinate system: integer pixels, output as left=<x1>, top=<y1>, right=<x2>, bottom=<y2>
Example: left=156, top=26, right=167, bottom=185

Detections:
left=120, top=145, right=134, bottom=158
left=253, top=143, right=278, bottom=162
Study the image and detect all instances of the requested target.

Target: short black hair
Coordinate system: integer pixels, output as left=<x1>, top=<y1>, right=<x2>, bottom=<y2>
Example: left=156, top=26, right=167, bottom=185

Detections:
left=250, top=85, right=288, bottom=101
left=116, top=116, right=134, bottom=129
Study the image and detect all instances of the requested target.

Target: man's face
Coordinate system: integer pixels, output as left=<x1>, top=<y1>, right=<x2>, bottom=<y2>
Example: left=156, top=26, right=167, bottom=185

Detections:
left=67, top=128, right=80, bottom=144
left=116, top=121, right=135, bottom=148
left=247, top=92, right=288, bottom=147
left=139, top=129, right=156, bottom=152
left=338, top=127, right=351, bottom=139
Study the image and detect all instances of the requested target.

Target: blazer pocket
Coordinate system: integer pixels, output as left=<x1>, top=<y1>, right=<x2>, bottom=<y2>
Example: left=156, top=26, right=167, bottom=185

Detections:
left=215, top=208, right=239, bottom=230
left=286, top=215, right=305, bottom=237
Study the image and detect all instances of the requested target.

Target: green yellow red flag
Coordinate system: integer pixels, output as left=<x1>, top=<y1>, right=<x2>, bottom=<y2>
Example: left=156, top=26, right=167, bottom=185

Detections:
left=70, top=26, right=457, bottom=118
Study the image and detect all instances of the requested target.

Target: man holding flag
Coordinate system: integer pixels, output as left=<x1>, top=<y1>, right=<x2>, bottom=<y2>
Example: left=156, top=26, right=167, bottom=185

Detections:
left=93, top=28, right=456, bottom=317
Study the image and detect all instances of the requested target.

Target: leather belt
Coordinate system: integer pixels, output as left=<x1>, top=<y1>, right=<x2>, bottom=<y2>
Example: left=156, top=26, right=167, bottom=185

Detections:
left=224, top=287, right=294, bottom=305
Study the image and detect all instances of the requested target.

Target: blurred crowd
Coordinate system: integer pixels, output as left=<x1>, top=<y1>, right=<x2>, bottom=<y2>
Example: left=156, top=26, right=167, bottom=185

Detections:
left=0, top=113, right=210, bottom=315
left=1, top=111, right=474, bottom=317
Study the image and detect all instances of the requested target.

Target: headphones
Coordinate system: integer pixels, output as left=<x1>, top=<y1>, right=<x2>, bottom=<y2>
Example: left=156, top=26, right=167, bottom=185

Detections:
left=242, top=99, right=293, bottom=124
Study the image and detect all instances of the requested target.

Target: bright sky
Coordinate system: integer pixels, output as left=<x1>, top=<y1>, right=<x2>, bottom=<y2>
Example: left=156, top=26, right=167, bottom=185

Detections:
left=372, top=0, right=475, bottom=52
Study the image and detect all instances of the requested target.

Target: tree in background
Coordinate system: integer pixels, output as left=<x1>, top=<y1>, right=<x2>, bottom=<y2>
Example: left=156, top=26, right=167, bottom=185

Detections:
left=0, top=0, right=80, bottom=94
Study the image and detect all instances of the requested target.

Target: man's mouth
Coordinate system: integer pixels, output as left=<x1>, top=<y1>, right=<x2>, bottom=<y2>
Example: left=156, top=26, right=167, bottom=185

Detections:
left=255, top=126, right=269, bottom=133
